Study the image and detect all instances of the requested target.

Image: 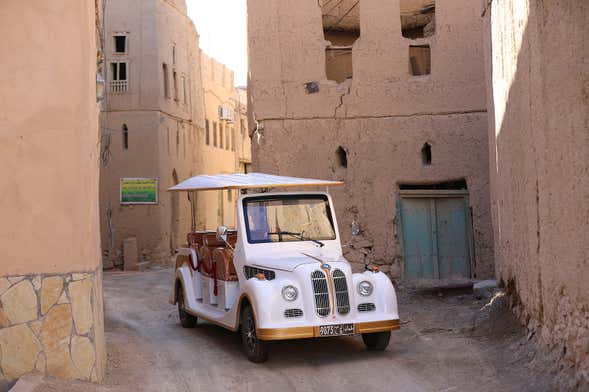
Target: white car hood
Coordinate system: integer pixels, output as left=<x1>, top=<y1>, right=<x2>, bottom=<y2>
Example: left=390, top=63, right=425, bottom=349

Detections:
left=251, top=254, right=343, bottom=272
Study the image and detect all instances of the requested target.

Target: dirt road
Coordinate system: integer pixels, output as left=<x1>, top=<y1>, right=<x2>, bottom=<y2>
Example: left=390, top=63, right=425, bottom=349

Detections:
left=21, top=268, right=555, bottom=392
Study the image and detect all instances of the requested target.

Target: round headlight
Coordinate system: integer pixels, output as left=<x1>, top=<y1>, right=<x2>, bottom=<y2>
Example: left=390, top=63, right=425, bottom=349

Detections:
left=358, top=281, right=373, bottom=296
left=282, top=285, right=298, bottom=302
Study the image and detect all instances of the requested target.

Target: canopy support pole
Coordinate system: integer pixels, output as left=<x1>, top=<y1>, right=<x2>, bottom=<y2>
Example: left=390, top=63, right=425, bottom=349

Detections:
left=190, top=191, right=196, bottom=232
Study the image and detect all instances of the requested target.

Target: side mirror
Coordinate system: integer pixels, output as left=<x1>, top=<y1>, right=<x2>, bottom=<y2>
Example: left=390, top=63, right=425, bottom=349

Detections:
left=216, top=226, right=228, bottom=243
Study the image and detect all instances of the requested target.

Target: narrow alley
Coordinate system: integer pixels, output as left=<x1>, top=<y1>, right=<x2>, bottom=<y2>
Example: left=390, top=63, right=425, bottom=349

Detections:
left=16, top=268, right=560, bottom=392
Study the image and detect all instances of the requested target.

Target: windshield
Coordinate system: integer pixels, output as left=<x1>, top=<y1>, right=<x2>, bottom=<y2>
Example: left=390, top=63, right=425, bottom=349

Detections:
left=243, top=195, right=336, bottom=244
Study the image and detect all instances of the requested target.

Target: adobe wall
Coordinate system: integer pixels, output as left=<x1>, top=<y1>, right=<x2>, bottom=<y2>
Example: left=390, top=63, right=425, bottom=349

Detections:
left=99, top=0, right=200, bottom=266
left=193, top=55, right=251, bottom=231
left=248, top=0, right=494, bottom=278
left=0, top=0, right=105, bottom=382
left=99, top=112, right=193, bottom=265
left=483, top=0, right=589, bottom=385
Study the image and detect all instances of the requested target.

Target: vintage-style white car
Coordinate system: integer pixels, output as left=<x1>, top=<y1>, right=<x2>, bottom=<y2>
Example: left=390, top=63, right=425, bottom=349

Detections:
left=169, top=173, right=400, bottom=362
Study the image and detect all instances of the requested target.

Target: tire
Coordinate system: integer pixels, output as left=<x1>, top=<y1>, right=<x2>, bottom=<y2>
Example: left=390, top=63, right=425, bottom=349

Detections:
left=362, top=331, right=391, bottom=351
left=240, top=304, right=269, bottom=363
left=177, top=284, right=197, bottom=328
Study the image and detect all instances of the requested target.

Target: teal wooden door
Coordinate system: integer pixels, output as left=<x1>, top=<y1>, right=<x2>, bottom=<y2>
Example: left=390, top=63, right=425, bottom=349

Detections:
left=399, top=194, right=472, bottom=280
left=400, top=198, right=436, bottom=278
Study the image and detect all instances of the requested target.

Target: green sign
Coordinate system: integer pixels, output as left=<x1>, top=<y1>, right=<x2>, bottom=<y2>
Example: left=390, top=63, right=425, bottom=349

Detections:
left=120, top=178, right=158, bottom=204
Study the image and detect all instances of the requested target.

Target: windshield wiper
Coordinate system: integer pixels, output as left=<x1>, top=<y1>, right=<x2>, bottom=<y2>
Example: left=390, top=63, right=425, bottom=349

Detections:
left=267, top=231, right=325, bottom=247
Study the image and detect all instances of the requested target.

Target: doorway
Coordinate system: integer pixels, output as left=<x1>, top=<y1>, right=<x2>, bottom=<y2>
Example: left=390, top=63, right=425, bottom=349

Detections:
left=398, top=189, right=474, bottom=280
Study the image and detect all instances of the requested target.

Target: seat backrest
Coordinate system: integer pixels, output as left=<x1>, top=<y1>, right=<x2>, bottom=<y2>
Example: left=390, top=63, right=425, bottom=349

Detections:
left=203, top=233, right=225, bottom=248
left=213, top=248, right=238, bottom=281
left=187, top=231, right=215, bottom=247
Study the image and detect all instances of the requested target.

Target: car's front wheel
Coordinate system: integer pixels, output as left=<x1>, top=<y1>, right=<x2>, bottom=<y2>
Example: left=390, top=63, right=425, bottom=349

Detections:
left=362, top=331, right=391, bottom=351
left=240, top=304, right=269, bottom=363
left=177, top=284, right=197, bottom=328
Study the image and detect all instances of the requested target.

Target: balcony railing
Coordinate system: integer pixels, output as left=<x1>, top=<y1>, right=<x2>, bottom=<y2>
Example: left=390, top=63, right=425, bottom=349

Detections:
left=109, top=80, right=128, bottom=94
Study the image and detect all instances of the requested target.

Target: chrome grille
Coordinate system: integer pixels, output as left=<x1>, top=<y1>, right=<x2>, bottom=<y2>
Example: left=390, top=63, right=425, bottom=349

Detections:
left=358, top=303, right=376, bottom=312
left=332, top=269, right=350, bottom=315
left=284, top=309, right=303, bottom=318
left=311, top=270, right=330, bottom=317
left=243, top=265, right=276, bottom=280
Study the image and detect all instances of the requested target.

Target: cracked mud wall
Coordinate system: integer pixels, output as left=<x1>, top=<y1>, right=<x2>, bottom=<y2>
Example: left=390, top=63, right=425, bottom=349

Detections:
left=483, top=0, right=589, bottom=385
left=248, top=0, right=494, bottom=278
left=253, top=116, right=493, bottom=278
left=0, top=0, right=105, bottom=383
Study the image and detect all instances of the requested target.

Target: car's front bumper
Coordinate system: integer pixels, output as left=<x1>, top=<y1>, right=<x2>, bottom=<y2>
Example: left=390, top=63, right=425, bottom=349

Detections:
left=257, top=319, right=400, bottom=341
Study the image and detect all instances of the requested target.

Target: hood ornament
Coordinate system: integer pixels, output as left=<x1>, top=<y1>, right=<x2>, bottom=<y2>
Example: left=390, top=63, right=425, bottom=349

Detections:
left=322, top=263, right=331, bottom=270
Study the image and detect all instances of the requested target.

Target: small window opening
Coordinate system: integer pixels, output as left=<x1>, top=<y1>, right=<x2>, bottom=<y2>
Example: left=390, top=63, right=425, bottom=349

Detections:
left=219, top=123, right=224, bottom=149
left=110, top=62, right=127, bottom=81
left=321, top=1, right=360, bottom=83
left=213, top=122, right=218, bottom=147
left=182, top=77, right=187, bottom=104
left=231, top=127, right=236, bottom=151
left=163, top=63, right=170, bottom=98
left=110, top=63, right=118, bottom=81
left=409, top=45, right=431, bottom=76
left=172, top=44, right=176, bottom=65
left=122, top=124, right=129, bottom=150
left=421, top=143, right=432, bottom=165
left=176, top=129, right=180, bottom=156
left=225, top=126, right=230, bottom=150
left=401, top=1, right=435, bottom=39
left=205, top=119, right=210, bottom=145
left=114, top=35, right=127, bottom=53
left=336, top=146, right=348, bottom=168
left=173, top=71, right=178, bottom=101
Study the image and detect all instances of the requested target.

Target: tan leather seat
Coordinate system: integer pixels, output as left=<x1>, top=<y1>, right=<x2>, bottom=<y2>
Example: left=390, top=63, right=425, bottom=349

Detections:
left=196, top=232, right=239, bottom=280
left=213, top=248, right=238, bottom=281
left=200, top=234, right=224, bottom=275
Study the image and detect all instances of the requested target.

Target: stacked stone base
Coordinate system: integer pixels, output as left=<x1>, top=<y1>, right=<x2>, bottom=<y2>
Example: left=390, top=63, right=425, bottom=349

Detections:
left=0, top=269, right=104, bottom=382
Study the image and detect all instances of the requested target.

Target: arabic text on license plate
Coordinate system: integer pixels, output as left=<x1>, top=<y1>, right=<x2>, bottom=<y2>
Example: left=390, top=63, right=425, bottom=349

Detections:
left=319, top=323, right=354, bottom=337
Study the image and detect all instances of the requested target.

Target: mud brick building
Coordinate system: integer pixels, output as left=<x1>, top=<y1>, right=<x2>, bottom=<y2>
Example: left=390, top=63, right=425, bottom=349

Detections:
left=247, top=0, right=495, bottom=281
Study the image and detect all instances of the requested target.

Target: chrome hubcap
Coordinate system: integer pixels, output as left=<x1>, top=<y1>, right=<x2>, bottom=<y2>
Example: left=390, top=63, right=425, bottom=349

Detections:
left=245, top=316, right=256, bottom=351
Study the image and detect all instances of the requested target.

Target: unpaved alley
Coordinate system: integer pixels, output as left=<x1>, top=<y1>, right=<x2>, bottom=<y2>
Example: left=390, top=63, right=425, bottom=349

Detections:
left=16, top=268, right=561, bottom=392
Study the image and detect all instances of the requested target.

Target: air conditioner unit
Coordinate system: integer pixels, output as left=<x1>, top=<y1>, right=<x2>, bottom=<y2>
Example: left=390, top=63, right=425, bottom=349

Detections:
left=218, top=106, right=235, bottom=122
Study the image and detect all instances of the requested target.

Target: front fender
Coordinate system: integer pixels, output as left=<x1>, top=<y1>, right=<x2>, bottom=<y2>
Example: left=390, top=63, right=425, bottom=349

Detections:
left=352, top=271, right=399, bottom=319
left=239, top=278, right=293, bottom=329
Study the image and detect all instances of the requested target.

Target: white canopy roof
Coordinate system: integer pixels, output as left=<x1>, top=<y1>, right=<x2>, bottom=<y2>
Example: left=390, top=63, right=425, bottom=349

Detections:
left=168, top=173, right=344, bottom=192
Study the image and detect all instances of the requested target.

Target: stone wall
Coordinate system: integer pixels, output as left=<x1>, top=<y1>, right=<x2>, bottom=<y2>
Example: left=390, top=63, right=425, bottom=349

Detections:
left=0, top=269, right=104, bottom=382
left=482, top=0, right=589, bottom=386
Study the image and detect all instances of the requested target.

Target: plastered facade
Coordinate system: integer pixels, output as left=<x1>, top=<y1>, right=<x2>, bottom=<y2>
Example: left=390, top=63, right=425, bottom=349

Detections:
left=193, top=55, right=252, bottom=230
left=0, top=0, right=105, bottom=382
left=248, top=0, right=494, bottom=278
left=99, top=0, right=202, bottom=267
left=483, top=0, right=589, bottom=385
left=99, top=0, right=251, bottom=267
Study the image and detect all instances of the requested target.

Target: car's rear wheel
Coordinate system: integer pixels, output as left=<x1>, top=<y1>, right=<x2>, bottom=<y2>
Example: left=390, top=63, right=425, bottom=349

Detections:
left=177, top=284, right=197, bottom=328
left=240, top=304, right=268, bottom=363
left=362, top=331, right=391, bottom=351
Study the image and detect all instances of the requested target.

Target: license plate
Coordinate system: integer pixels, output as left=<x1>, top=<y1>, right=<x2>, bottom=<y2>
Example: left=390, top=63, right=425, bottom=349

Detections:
left=318, top=323, right=355, bottom=337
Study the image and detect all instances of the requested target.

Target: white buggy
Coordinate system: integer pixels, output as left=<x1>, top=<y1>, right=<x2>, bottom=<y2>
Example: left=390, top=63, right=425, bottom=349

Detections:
left=169, top=173, right=400, bottom=362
